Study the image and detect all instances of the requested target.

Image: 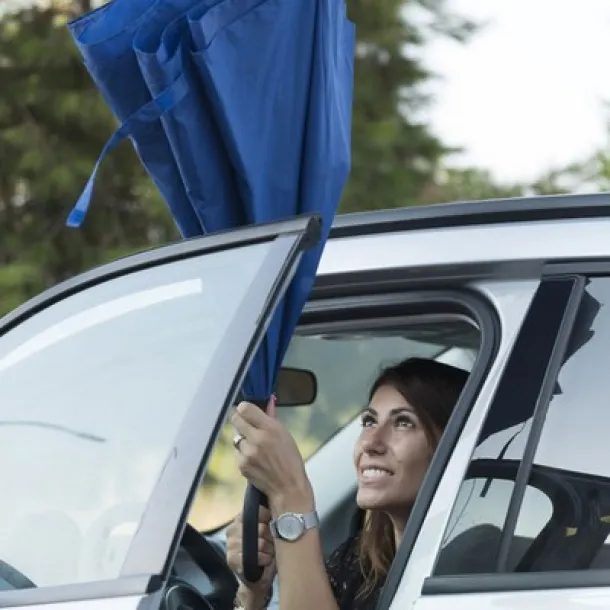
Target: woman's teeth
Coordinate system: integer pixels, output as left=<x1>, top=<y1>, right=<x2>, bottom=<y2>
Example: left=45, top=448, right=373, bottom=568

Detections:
left=362, top=467, right=392, bottom=478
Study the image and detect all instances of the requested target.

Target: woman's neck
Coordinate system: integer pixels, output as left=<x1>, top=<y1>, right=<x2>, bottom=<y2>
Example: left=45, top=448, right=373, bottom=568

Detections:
left=389, top=514, right=407, bottom=549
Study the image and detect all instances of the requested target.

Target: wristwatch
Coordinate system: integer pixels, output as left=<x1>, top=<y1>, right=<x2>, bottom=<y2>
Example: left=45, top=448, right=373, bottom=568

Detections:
left=270, top=510, right=319, bottom=542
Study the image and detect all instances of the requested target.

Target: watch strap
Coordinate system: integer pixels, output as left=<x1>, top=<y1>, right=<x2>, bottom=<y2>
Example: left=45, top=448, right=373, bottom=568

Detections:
left=301, top=510, right=319, bottom=530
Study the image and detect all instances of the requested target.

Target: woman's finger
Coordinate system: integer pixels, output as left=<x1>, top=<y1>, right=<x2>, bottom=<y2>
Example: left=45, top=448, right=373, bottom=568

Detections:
left=259, top=506, right=272, bottom=523
left=234, top=401, right=275, bottom=429
left=227, top=522, right=273, bottom=546
left=258, top=522, right=271, bottom=537
left=258, top=536, right=274, bottom=555
left=257, top=550, right=274, bottom=567
left=231, top=411, right=257, bottom=438
left=230, top=550, right=275, bottom=575
left=226, top=522, right=272, bottom=549
left=266, top=395, right=277, bottom=419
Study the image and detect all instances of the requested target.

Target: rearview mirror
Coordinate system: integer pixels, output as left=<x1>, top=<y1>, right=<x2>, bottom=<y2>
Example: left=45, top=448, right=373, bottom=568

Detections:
left=274, top=367, right=317, bottom=407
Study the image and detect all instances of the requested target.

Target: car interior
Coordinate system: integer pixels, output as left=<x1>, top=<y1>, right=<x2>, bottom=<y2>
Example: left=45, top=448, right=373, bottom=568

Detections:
left=434, top=459, right=610, bottom=576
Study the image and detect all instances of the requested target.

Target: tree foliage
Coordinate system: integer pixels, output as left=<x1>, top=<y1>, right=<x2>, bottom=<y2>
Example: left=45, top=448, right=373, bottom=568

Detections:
left=0, top=0, right=591, bottom=317
left=0, top=1, right=178, bottom=315
left=342, top=0, right=477, bottom=212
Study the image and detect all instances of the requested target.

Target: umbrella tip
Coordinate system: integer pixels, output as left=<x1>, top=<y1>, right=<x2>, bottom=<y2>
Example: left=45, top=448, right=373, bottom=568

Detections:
left=66, top=208, right=85, bottom=228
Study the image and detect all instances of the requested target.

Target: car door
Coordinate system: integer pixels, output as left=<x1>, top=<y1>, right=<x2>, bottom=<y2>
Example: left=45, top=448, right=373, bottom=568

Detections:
left=0, top=216, right=318, bottom=610
left=386, top=271, right=610, bottom=610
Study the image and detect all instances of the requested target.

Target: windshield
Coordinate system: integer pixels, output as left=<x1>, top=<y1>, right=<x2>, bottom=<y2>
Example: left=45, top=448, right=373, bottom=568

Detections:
left=0, top=240, right=275, bottom=588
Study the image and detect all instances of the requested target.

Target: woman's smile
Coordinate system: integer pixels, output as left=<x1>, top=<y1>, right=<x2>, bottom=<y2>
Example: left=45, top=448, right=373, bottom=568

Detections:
left=359, top=465, right=395, bottom=483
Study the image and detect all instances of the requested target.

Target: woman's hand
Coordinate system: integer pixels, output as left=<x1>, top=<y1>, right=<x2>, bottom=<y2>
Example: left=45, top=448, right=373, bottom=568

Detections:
left=227, top=508, right=276, bottom=606
left=231, top=400, right=314, bottom=513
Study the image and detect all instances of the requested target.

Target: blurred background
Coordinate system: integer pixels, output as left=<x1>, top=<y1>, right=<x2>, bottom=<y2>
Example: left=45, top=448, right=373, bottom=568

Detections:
left=2, top=0, right=609, bottom=529
left=2, top=0, right=610, bottom=315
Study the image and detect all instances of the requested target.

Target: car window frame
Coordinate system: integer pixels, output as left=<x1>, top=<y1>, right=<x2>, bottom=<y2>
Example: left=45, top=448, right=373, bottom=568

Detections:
left=0, top=216, right=320, bottom=609
left=419, top=274, right=590, bottom=597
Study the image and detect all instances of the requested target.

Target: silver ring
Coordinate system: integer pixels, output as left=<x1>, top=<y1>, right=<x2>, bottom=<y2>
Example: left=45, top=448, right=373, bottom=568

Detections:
left=232, top=433, right=245, bottom=450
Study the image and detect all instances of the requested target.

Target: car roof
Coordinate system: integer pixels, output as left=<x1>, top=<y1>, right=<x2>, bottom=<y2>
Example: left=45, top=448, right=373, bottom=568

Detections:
left=330, top=191, right=610, bottom=239
left=316, top=192, right=610, bottom=279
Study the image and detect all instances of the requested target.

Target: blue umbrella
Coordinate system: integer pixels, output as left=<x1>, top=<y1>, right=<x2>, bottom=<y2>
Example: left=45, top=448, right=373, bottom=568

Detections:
left=67, top=0, right=355, bottom=582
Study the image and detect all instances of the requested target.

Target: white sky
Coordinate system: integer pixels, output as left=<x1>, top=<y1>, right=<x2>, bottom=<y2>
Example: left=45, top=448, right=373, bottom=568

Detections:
left=421, top=0, right=610, bottom=183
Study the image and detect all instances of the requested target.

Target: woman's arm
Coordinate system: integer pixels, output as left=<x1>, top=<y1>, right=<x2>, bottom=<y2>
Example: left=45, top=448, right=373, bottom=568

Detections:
left=231, top=401, right=345, bottom=610
left=269, top=485, right=339, bottom=610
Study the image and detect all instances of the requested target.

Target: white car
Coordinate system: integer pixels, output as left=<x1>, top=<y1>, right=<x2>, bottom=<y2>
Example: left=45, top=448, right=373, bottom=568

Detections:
left=0, top=193, right=609, bottom=610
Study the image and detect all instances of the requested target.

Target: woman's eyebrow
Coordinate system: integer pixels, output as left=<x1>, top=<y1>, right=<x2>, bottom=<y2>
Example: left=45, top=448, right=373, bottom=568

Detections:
left=390, top=406, right=414, bottom=416
left=362, top=406, right=414, bottom=417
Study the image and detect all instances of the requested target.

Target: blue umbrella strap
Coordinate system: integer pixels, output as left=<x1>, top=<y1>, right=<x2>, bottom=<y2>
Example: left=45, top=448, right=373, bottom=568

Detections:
left=66, top=72, right=190, bottom=228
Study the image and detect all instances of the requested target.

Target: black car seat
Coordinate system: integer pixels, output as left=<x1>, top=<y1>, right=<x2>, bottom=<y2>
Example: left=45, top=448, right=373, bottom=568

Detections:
left=434, top=524, right=532, bottom=574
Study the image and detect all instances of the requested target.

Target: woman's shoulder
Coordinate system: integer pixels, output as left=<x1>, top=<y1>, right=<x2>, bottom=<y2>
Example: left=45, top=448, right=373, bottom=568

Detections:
left=327, top=533, right=360, bottom=567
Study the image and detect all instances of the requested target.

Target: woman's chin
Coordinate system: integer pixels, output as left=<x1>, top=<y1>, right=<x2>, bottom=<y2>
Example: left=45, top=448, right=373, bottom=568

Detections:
left=356, top=488, right=388, bottom=510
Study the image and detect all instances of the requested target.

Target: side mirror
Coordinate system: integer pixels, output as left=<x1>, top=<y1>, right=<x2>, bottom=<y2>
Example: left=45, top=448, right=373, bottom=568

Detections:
left=274, top=367, right=317, bottom=407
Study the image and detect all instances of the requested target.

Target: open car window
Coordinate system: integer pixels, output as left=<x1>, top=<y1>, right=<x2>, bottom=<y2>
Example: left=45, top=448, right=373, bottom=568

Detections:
left=0, top=220, right=316, bottom=593
left=191, top=319, right=479, bottom=531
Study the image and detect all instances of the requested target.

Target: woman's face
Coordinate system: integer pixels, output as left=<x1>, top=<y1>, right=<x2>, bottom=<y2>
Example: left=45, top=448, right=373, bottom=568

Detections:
left=353, top=384, right=436, bottom=516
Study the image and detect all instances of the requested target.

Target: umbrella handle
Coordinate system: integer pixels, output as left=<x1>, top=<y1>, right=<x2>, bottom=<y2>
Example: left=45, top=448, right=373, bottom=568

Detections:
left=242, top=483, right=269, bottom=583
left=241, top=398, right=271, bottom=583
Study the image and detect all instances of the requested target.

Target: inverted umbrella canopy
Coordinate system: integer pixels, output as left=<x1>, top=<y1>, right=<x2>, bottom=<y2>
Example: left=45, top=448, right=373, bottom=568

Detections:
left=68, top=0, right=355, bottom=583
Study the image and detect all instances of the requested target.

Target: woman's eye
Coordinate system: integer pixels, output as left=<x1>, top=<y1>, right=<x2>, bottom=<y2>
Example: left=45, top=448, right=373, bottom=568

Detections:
left=361, top=414, right=375, bottom=427
left=396, top=416, right=414, bottom=429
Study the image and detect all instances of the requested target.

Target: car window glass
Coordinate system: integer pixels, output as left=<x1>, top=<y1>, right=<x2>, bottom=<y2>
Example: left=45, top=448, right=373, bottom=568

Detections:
left=524, top=277, right=610, bottom=571
left=436, top=476, right=551, bottom=574
left=442, top=420, right=532, bottom=546
left=433, top=278, right=575, bottom=577
left=190, top=322, right=479, bottom=531
left=534, top=280, right=610, bottom=476
left=0, top=241, right=274, bottom=588
left=434, top=277, right=610, bottom=578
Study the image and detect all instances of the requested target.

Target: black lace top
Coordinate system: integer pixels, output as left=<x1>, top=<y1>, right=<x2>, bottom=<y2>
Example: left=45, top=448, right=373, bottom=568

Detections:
left=325, top=535, right=383, bottom=610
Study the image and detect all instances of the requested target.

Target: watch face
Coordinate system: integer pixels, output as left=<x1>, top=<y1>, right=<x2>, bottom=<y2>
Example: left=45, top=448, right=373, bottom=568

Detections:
left=277, top=513, right=304, bottom=541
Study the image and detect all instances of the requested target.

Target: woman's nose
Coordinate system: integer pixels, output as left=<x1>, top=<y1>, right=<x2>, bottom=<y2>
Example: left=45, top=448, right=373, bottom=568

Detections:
left=362, top=426, right=388, bottom=454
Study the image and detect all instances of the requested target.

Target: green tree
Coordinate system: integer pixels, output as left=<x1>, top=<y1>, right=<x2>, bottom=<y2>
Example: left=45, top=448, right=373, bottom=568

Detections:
left=341, top=0, right=477, bottom=212
left=529, top=158, right=609, bottom=196
left=0, top=1, right=178, bottom=315
left=418, top=167, right=526, bottom=204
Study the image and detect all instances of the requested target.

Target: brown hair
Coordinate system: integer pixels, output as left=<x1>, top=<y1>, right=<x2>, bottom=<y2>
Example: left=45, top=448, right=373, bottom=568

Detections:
left=356, top=357, right=468, bottom=599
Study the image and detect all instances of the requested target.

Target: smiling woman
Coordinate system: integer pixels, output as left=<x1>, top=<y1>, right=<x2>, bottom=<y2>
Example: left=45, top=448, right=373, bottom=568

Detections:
left=351, top=358, right=468, bottom=604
